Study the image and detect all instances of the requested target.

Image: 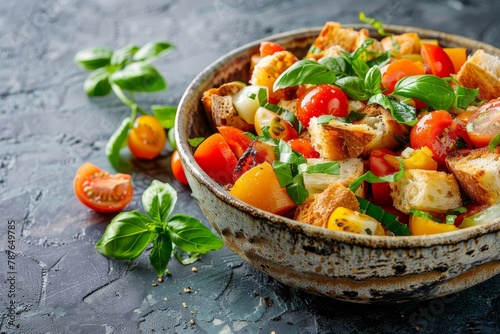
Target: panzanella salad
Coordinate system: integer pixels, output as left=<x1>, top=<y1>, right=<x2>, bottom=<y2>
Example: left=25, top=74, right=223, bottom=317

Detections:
left=193, top=15, right=500, bottom=237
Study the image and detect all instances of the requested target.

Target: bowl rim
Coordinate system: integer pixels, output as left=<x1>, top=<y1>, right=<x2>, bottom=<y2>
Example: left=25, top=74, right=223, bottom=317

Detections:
left=176, top=24, right=500, bottom=249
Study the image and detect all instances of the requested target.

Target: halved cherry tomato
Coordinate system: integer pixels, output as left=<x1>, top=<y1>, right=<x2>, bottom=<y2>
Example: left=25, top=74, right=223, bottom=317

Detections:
left=254, top=107, right=299, bottom=141
left=74, top=162, right=133, bottom=213
left=369, top=149, right=398, bottom=206
left=409, top=215, right=459, bottom=235
left=296, top=84, right=349, bottom=127
left=288, top=138, right=320, bottom=159
left=420, top=44, right=455, bottom=77
left=410, top=110, right=473, bottom=164
left=382, top=58, right=425, bottom=94
left=193, top=133, right=238, bottom=186
left=128, top=115, right=167, bottom=160
left=229, top=161, right=296, bottom=215
left=217, top=126, right=252, bottom=159
left=259, top=41, right=285, bottom=57
left=171, top=150, right=188, bottom=185
left=233, top=140, right=276, bottom=182
left=466, top=99, right=500, bottom=148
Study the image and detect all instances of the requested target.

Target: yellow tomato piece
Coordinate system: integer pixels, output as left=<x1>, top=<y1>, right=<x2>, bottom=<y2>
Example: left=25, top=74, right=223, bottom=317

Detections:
left=409, top=216, right=459, bottom=235
left=385, top=147, right=438, bottom=171
left=444, top=48, right=467, bottom=73
left=421, top=39, right=439, bottom=46
left=327, top=207, right=386, bottom=236
left=229, top=161, right=296, bottom=215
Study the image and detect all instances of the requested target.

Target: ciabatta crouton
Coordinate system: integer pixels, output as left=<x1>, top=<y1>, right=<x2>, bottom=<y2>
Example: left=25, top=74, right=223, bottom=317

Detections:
left=201, top=82, right=254, bottom=132
left=446, top=147, right=500, bottom=205
left=390, top=169, right=462, bottom=214
left=308, top=117, right=376, bottom=160
left=294, top=183, right=360, bottom=228
left=355, top=104, right=410, bottom=154
left=306, top=22, right=359, bottom=59
left=455, top=49, right=500, bottom=101
left=303, top=158, right=365, bottom=197
left=381, top=32, right=421, bottom=55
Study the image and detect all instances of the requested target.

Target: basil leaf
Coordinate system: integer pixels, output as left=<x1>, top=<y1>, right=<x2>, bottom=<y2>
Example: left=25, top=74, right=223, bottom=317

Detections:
left=273, top=161, right=293, bottom=187
left=173, top=248, right=201, bottom=265
left=149, top=233, right=173, bottom=277
left=368, top=93, right=417, bottom=125
left=392, top=75, right=455, bottom=110
left=344, top=111, right=367, bottom=123
left=357, top=198, right=411, bottom=236
left=366, top=50, right=392, bottom=68
left=168, top=214, right=223, bottom=253
left=188, top=137, right=205, bottom=148
left=286, top=182, right=309, bottom=205
left=95, top=211, right=155, bottom=260
left=152, top=105, right=177, bottom=129
left=359, top=12, right=392, bottom=37
left=278, top=140, right=306, bottom=165
left=111, top=44, right=139, bottom=67
left=74, top=47, right=114, bottom=71
left=168, top=128, right=177, bottom=151
left=306, top=162, right=340, bottom=175
left=318, top=56, right=354, bottom=78
left=489, top=132, right=500, bottom=152
left=317, top=115, right=335, bottom=124
left=364, top=66, right=382, bottom=95
left=349, top=159, right=405, bottom=193
left=455, top=85, right=479, bottom=109
left=142, top=180, right=177, bottom=223
left=83, top=67, right=113, bottom=97
left=351, top=58, right=370, bottom=79
left=273, top=59, right=336, bottom=90
left=110, top=62, right=166, bottom=92
left=409, top=209, right=441, bottom=222
left=133, top=41, right=174, bottom=62
left=335, top=76, right=371, bottom=100
left=105, top=117, right=131, bottom=171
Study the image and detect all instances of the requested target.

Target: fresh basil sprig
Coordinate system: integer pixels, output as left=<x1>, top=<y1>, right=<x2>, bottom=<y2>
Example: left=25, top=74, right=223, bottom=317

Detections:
left=95, top=180, right=223, bottom=277
left=75, top=42, right=177, bottom=171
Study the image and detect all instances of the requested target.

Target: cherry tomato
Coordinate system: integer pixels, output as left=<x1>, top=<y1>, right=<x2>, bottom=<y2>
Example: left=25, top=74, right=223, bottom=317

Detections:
left=382, top=59, right=425, bottom=94
left=259, top=41, right=285, bottom=57
left=233, top=140, right=276, bottom=182
left=369, top=149, right=398, bottom=206
left=296, top=84, right=349, bottom=127
left=229, top=161, right=296, bottom=215
left=217, top=126, right=252, bottom=159
left=127, top=115, right=167, bottom=160
left=254, top=107, right=299, bottom=141
left=410, top=110, right=473, bottom=164
left=288, top=138, right=320, bottom=159
left=420, top=44, right=455, bottom=77
left=193, top=133, right=238, bottom=186
left=171, top=150, right=188, bottom=185
left=74, top=162, right=133, bottom=213
left=466, top=99, right=500, bottom=148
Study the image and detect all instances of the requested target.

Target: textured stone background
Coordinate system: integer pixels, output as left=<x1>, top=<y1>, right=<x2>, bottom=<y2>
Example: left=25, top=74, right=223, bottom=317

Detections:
left=0, top=0, right=499, bottom=333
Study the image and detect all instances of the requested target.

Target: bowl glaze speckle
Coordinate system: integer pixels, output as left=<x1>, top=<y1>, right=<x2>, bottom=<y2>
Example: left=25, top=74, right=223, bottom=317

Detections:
left=176, top=25, right=500, bottom=303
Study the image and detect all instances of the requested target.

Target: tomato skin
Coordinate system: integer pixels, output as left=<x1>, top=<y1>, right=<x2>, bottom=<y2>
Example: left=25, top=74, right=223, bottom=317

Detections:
left=217, top=126, right=252, bottom=159
left=410, top=110, right=473, bottom=164
left=466, top=99, right=500, bottom=148
left=259, top=41, right=285, bottom=57
left=297, top=84, right=349, bottom=127
left=421, top=44, right=455, bottom=77
left=171, top=150, right=189, bottom=185
left=127, top=115, right=167, bottom=160
left=254, top=107, right=299, bottom=141
left=382, top=59, right=425, bottom=94
left=369, top=149, right=398, bottom=206
left=74, top=162, right=133, bottom=213
left=194, top=133, right=238, bottom=186
left=288, top=138, right=320, bottom=159
left=233, top=140, right=276, bottom=182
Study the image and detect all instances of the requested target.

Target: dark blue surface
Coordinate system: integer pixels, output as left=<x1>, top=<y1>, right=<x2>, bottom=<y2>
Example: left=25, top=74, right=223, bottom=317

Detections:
left=1, top=0, right=499, bottom=333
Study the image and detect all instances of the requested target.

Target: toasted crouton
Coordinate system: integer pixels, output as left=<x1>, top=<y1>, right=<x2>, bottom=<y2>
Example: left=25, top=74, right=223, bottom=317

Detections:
left=303, top=158, right=365, bottom=197
left=455, top=49, right=500, bottom=101
left=308, top=117, right=376, bottom=160
left=381, top=32, right=421, bottom=55
left=294, top=183, right=360, bottom=228
left=201, top=82, right=254, bottom=132
left=390, top=169, right=462, bottom=214
left=446, top=147, right=500, bottom=205
left=355, top=104, right=410, bottom=154
left=306, top=22, right=359, bottom=59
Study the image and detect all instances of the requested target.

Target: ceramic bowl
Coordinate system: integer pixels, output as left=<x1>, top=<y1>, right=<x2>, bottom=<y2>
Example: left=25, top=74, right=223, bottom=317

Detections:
left=175, top=25, right=500, bottom=303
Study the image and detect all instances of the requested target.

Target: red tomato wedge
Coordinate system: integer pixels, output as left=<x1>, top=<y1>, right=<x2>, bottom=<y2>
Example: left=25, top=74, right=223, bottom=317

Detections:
left=369, top=149, right=398, bottom=206
left=217, top=126, right=252, bottom=159
left=193, top=133, right=238, bottom=186
left=288, top=138, right=320, bottom=159
left=421, top=44, right=455, bottom=77
left=74, top=162, right=133, bottom=213
left=466, top=99, right=500, bottom=148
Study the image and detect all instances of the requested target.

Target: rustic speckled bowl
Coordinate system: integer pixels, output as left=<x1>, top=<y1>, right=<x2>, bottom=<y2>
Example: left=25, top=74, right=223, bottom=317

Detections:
left=176, top=25, right=500, bottom=303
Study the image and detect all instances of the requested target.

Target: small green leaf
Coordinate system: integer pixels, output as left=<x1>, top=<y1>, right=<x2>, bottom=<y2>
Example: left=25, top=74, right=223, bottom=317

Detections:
left=350, top=57, right=370, bottom=79
left=75, top=47, right=114, bottom=71
left=392, top=75, right=455, bottom=110
left=364, top=66, right=382, bottom=95
left=286, top=182, right=309, bottom=205
left=273, top=161, right=294, bottom=187
left=368, top=93, right=417, bottom=126
left=149, top=233, right=173, bottom=277
left=366, top=50, right=392, bottom=68
left=454, top=85, right=479, bottom=109
left=188, top=137, right=205, bottom=148
left=133, top=41, right=174, bottom=62
left=95, top=211, right=155, bottom=260
left=318, top=56, right=354, bottom=78
left=489, top=132, right=500, bottom=152
left=111, top=44, right=140, bottom=67
left=335, top=76, right=371, bottom=100
left=359, top=12, right=392, bottom=37
left=273, top=59, right=336, bottom=90
left=306, top=162, right=340, bottom=175
left=357, top=198, right=410, bottom=236
left=173, top=248, right=202, bottom=265
left=168, top=214, right=223, bottom=253
left=142, top=180, right=177, bottom=223
left=105, top=117, right=131, bottom=171
left=152, top=105, right=177, bottom=129
left=83, top=67, right=113, bottom=97
left=349, top=158, right=405, bottom=193
left=409, top=209, right=441, bottom=222
left=168, top=128, right=177, bottom=150
left=110, top=62, right=166, bottom=92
